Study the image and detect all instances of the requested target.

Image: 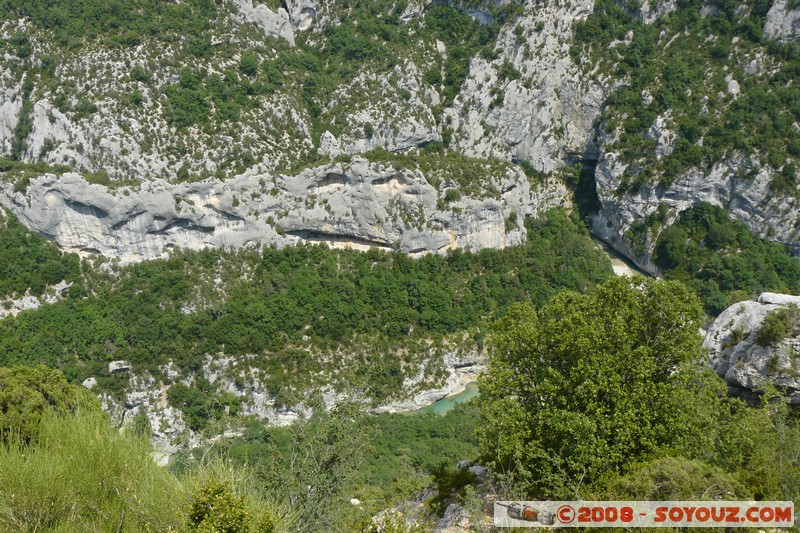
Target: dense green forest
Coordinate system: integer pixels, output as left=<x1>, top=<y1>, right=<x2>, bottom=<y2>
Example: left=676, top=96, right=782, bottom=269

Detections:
left=0, top=208, right=612, bottom=414
left=0, top=214, right=81, bottom=299
left=654, top=203, right=800, bottom=314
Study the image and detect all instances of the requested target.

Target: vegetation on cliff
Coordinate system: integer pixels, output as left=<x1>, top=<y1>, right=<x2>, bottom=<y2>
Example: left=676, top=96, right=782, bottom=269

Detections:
left=0, top=208, right=611, bottom=414
left=654, top=203, right=800, bottom=314
left=573, top=0, right=800, bottom=192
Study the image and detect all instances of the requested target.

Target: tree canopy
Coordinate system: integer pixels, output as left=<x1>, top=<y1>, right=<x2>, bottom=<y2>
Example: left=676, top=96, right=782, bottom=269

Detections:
left=478, top=277, right=708, bottom=497
left=478, top=276, right=800, bottom=505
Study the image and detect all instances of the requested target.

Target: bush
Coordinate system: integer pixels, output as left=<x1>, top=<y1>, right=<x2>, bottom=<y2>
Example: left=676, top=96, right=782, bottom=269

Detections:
left=0, top=365, right=98, bottom=443
left=756, top=307, right=797, bottom=347
left=601, top=456, right=751, bottom=500
left=429, top=463, right=476, bottom=515
left=239, top=53, right=260, bottom=77
left=188, top=481, right=250, bottom=532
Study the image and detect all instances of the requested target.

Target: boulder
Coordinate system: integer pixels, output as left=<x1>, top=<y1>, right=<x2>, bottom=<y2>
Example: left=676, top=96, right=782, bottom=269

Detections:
left=704, top=293, right=800, bottom=404
left=109, top=360, right=132, bottom=373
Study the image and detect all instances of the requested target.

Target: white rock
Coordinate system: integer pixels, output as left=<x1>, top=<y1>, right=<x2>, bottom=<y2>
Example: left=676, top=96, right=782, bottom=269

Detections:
left=764, top=0, right=800, bottom=42
left=704, top=295, right=800, bottom=404
left=285, top=0, right=317, bottom=31
left=636, top=0, right=677, bottom=23
left=445, top=0, right=607, bottom=173
left=109, top=360, right=132, bottom=373
left=318, top=131, right=342, bottom=158
left=0, top=160, right=566, bottom=265
left=725, top=75, right=740, bottom=96
left=82, top=377, right=98, bottom=390
left=646, top=114, right=676, bottom=159
left=227, top=0, right=295, bottom=45
left=758, top=292, right=800, bottom=306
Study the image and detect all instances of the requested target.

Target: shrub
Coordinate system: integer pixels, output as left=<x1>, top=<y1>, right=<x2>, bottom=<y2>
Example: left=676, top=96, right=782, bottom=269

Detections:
left=239, top=53, right=260, bottom=77
left=601, top=456, right=751, bottom=500
left=188, top=481, right=250, bottom=532
left=0, top=365, right=98, bottom=443
left=756, top=307, right=797, bottom=347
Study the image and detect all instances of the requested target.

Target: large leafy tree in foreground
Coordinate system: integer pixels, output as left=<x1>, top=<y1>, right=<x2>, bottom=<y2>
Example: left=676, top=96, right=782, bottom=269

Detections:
left=477, top=277, right=717, bottom=498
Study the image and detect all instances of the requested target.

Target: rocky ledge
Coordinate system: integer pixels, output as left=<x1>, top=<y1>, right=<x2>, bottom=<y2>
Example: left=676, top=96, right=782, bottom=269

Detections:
left=704, top=292, right=800, bottom=404
left=0, top=158, right=568, bottom=264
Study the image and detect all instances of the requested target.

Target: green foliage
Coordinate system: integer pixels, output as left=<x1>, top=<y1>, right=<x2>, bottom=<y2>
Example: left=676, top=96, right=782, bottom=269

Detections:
left=0, top=408, right=187, bottom=531
left=239, top=53, right=260, bottom=78
left=188, top=481, right=251, bottom=533
left=0, top=403, right=294, bottom=532
left=211, top=401, right=481, bottom=532
left=654, top=203, right=800, bottom=314
left=166, top=69, right=211, bottom=128
left=223, top=401, right=373, bottom=532
left=0, top=209, right=610, bottom=407
left=478, top=277, right=707, bottom=498
left=1, top=0, right=218, bottom=47
left=0, top=213, right=81, bottom=298
left=479, top=276, right=800, bottom=507
left=168, top=380, right=240, bottom=431
left=574, top=0, right=800, bottom=189
left=756, top=307, right=798, bottom=347
left=600, top=456, right=751, bottom=500
left=0, top=365, right=97, bottom=444
left=429, top=463, right=477, bottom=515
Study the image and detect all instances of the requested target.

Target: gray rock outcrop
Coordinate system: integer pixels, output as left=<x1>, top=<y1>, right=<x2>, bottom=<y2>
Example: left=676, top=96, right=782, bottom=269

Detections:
left=0, top=158, right=567, bottom=264
left=592, top=144, right=800, bottom=273
left=764, top=0, right=800, bottom=42
left=227, top=0, right=295, bottom=44
left=285, top=0, right=318, bottom=31
left=704, top=293, right=800, bottom=404
left=109, top=360, right=132, bottom=373
left=635, top=0, right=677, bottom=24
left=445, top=0, right=606, bottom=172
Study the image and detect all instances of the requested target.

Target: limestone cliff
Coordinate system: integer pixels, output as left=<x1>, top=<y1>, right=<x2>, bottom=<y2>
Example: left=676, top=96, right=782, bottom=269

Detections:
left=0, top=0, right=798, bottom=274
left=445, top=0, right=606, bottom=172
left=0, top=158, right=567, bottom=263
left=704, top=292, right=800, bottom=404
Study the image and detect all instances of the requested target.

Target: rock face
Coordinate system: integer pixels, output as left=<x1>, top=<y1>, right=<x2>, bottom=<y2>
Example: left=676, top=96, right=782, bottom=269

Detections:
left=227, top=0, right=295, bottom=45
left=592, top=147, right=800, bottom=274
left=321, top=62, right=441, bottom=156
left=0, top=72, right=21, bottom=156
left=0, top=159, right=567, bottom=263
left=764, top=0, right=800, bottom=42
left=635, top=0, right=677, bottom=24
left=704, top=293, right=800, bottom=404
left=445, top=0, right=606, bottom=172
left=285, top=0, right=318, bottom=31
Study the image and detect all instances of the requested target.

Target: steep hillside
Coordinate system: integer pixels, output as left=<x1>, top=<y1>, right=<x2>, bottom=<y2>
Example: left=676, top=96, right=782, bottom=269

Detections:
left=0, top=0, right=798, bottom=272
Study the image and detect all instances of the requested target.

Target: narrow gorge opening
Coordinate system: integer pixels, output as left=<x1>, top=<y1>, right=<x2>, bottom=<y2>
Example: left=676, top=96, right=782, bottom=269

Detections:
left=574, top=158, right=601, bottom=223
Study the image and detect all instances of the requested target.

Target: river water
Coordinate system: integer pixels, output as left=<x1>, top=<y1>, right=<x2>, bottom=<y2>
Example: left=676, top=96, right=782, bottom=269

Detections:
left=410, top=382, right=480, bottom=416
left=590, top=235, right=650, bottom=277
